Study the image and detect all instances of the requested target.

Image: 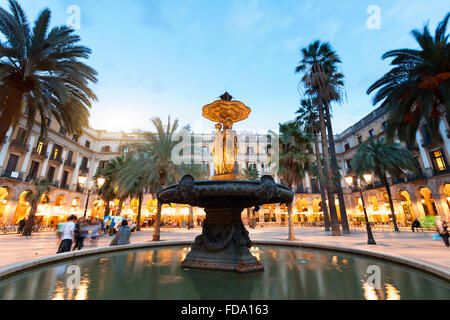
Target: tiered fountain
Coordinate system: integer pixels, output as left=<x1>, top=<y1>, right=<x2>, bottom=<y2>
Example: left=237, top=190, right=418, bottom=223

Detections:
left=157, top=92, right=293, bottom=272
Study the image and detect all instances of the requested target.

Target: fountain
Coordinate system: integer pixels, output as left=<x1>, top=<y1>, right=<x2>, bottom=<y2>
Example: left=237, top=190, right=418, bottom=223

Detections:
left=157, top=92, right=293, bottom=272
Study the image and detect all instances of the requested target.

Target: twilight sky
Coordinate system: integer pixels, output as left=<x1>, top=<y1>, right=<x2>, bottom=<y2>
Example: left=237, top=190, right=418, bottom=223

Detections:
left=1, top=0, right=449, bottom=134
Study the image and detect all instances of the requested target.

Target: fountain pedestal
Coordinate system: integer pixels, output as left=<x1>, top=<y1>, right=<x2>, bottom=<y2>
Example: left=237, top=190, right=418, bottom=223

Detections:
left=181, top=207, right=263, bottom=272
left=157, top=175, right=293, bottom=273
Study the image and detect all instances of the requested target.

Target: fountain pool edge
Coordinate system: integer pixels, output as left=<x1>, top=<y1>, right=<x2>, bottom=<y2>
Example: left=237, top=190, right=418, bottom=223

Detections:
left=0, top=240, right=449, bottom=282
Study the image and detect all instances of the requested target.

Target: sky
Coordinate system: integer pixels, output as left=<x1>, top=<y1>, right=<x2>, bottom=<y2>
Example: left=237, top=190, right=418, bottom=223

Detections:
left=1, top=0, right=449, bottom=134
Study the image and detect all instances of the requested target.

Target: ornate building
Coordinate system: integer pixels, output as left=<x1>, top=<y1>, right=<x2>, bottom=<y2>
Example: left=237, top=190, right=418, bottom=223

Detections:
left=0, top=105, right=449, bottom=228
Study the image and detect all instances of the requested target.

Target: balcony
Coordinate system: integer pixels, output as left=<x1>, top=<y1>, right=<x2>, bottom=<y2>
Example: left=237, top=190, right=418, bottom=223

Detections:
left=49, top=155, right=63, bottom=164
left=76, top=185, right=85, bottom=193
left=79, top=165, right=89, bottom=173
left=64, top=160, right=76, bottom=168
left=421, top=137, right=442, bottom=148
left=59, top=183, right=70, bottom=190
left=25, top=174, right=38, bottom=182
left=433, top=168, right=450, bottom=176
left=1, top=170, right=23, bottom=181
left=9, top=139, right=30, bottom=152
left=32, top=147, right=48, bottom=159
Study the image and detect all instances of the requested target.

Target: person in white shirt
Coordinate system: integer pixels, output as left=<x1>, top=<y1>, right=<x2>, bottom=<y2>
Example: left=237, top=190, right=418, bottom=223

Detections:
left=57, top=215, right=77, bottom=253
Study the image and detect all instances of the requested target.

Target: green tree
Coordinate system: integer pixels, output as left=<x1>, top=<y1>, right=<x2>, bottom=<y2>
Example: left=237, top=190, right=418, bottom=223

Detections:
left=296, top=98, right=331, bottom=231
left=351, top=138, right=420, bottom=231
left=0, top=0, right=97, bottom=144
left=22, top=178, right=51, bottom=236
left=296, top=40, right=345, bottom=235
left=240, top=166, right=259, bottom=181
left=116, top=116, right=206, bottom=241
left=367, top=13, right=450, bottom=145
left=271, top=121, right=312, bottom=240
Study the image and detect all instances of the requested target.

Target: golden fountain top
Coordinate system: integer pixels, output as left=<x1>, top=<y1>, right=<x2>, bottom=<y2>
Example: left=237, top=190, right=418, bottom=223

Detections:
left=202, top=92, right=251, bottom=124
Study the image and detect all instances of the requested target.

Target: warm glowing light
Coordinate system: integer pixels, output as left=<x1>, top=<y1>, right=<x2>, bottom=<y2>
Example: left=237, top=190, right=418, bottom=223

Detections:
left=78, top=175, right=87, bottom=186
left=362, top=282, right=379, bottom=300
left=363, top=173, right=373, bottom=184
left=1, top=199, right=6, bottom=204
left=385, top=283, right=401, bottom=300
left=344, top=176, right=353, bottom=186
left=97, top=177, right=106, bottom=188
left=72, top=199, right=78, bottom=207
left=421, top=199, right=425, bottom=204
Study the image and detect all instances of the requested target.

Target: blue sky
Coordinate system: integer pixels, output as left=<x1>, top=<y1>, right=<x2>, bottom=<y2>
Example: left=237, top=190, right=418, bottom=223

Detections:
left=1, top=0, right=449, bottom=134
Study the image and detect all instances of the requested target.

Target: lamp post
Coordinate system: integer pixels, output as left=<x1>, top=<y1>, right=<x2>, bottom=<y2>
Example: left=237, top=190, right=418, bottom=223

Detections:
left=78, top=174, right=105, bottom=219
left=345, top=173, right=377, bottom=245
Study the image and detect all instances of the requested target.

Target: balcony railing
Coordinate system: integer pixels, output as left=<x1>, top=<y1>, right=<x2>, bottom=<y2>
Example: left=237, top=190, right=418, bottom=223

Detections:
left=64, top=160, right=76, bottom=168
left=1, top=170, right=23, bottom=181
left=79, top=165, right=89, bottom=173
left=9, top=139, right=30, bottom=152
left=433, top=168, right=450, bottom=176
left=32, top=147, right=48, bottom=158
left=76, top=185, right=84, bottom=193
left=25, top=174, right=38, bottom=182
left=59, top=183, right=70, bottom=190
left=49, top=155, right=63, bottom=164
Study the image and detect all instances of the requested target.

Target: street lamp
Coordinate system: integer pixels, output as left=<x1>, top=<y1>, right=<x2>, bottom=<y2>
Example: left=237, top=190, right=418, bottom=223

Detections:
left=345, top=173, right=377, bottom=245
left=78, top=174, right=106, bottom=219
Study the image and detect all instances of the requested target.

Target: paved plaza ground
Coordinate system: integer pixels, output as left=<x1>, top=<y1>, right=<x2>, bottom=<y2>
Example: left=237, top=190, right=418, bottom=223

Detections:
left=0, top=227, right=448, bottom=274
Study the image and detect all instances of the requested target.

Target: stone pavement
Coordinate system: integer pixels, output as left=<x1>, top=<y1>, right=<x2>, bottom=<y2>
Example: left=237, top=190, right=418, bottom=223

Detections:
left=0, top=227, right=448, bottom=272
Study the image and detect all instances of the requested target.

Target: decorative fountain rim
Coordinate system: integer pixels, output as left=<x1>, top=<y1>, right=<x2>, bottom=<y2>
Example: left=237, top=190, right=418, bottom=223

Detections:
left=1, top=240, right=449, bottom=283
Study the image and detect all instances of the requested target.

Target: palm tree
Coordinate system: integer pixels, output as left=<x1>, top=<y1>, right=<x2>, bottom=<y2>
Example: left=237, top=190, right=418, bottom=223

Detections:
left=296, top=40, right=343, bottom=235
left=271, top=121, right=312, bottom=240
left=367, top=13, right=450, bottom=145
left=296, top=98, right=331, bottom=231
left=240, top=166, right=259, bottom=180
left=0, top=0, right=97, bottom=144
left=22, top=179, right=51, bottom=236
left=351, top=138, right=420, bottom=231
left=117, top=116, right=206, bottom=241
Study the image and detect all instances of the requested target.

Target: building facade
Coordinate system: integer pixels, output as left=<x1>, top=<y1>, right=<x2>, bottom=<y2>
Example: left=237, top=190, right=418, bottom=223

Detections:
left=0, top=105, right=449, bottom=228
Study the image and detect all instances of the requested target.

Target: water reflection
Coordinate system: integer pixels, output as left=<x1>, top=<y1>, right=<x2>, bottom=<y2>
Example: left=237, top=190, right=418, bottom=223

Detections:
left=0, top=246, right=448, bottom=300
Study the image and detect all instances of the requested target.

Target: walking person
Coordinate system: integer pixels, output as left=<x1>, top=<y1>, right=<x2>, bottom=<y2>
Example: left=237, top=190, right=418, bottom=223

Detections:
left=435, top=219, right=450, bottom=247
left=109, top=218, right=116, bottom=236
left=17, top=218, right=26, bottom=234
left=56, top=220, right=65, bottom=245
left=73, top=218, right=88, bottom=250
left=110, top=219, right=131, bottom=246
left=411, top=219, right=421, bottom=232
left=57, top=215, right=77, bottom=254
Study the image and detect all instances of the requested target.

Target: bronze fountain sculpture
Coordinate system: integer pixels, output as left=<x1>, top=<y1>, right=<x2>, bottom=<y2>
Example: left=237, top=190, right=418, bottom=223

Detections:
left=157, top=92, right=293, bottom=272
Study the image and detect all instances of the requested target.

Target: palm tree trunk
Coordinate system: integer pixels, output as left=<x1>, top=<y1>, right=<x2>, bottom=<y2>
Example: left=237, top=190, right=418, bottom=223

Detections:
left=381, top=173, right=400, bottom=232
left=287, top=203, right=296, bottom=240
left=188, top=206, right=194, bottom=229
left=116, top=199, right=124, bottom=216
left=22, top=194, right=40, bottom=236
left=104, top=201, right=110, bottom=216
left=324, top=104, right=350, bottom=234
left=318, top=102, right=341, bottom=236
left=153, top=201, right=162, bottom=241
left=137, top=193, right=142, bottom=231
left=314, top=133, right=331, bottom=231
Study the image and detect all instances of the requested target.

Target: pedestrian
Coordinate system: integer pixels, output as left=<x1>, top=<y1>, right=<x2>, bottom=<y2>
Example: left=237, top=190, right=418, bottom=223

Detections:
left=73, top=218, right=88, bottom=250
left=109, top=218, right=116, bottom=236
left=106, top=218, right=111, bottom=234
left=57, top=215, right=77, bottom=254
left=56, top=220, right=65, bottom=244
left=90, top=220, right=100, bottom=247
left=17, top=219, right=25, bottom=234
left=110, top=219, right=131, bottom=246
left=411, top=219, right=421, bottom=232
left=435, top=219, right=450, bottom=247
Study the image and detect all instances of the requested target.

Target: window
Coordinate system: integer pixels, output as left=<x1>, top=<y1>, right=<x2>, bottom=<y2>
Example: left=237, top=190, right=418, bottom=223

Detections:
left=81, top=156, right=88, bottom=169
left=61, top=171, right=69, bottom=187
left=58, top=126, right=66, bottom=136
left=67, top=150, right=73, bottom=162
left=381, top=121, right=387, bottom=131
left=99, top=160, right=108, bottom=169
left=28, top=161, right=40, bottom=180
left=16, top=128, right=27, bottom=143
left=85, top=140, right=91, bottom=148
left=357, top=136, right=362, bottom=144
left=101, top=146, right=111, bottom=152
left=72, top=135, right=78, bottom=142
left=202, top=146, right=209, bottom=154
left=344, top=143, right=350, bottom=151
left=24, top=106, right=29, bottom=115
left=346, top=159, right=352, bottom=172
left=47, top=166, right=56, bottom=182
left=5, top=154, right=19, bottom=172
left=44, top=117, right=51, bottom=128
left=52, top=145, right=62, bottom=160
left=431, top=149, right=447, bottom=172
left=247, top=147, right=254, bottom=154
left=369, top=129, right=375, bottom=138
left=36, top=140, right=44, bottom=154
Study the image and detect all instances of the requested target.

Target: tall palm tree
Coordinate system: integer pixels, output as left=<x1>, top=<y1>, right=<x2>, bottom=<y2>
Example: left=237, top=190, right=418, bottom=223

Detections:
left=271, top=121, right=312, bottom=240
left=296, top=98, right=331, bottom=231
left=0, top=0, right=97, bottom=144
left=22, top=178, right=51, bottom=236
left=240, top=166, right=259, bottom=180
left=351, top=138, right=420, bottom=231
left=367, top=13, right=450, bottom=145
left=296, top=40, right=343, bottom=235
left=117, top=116, right=206, bottom=241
